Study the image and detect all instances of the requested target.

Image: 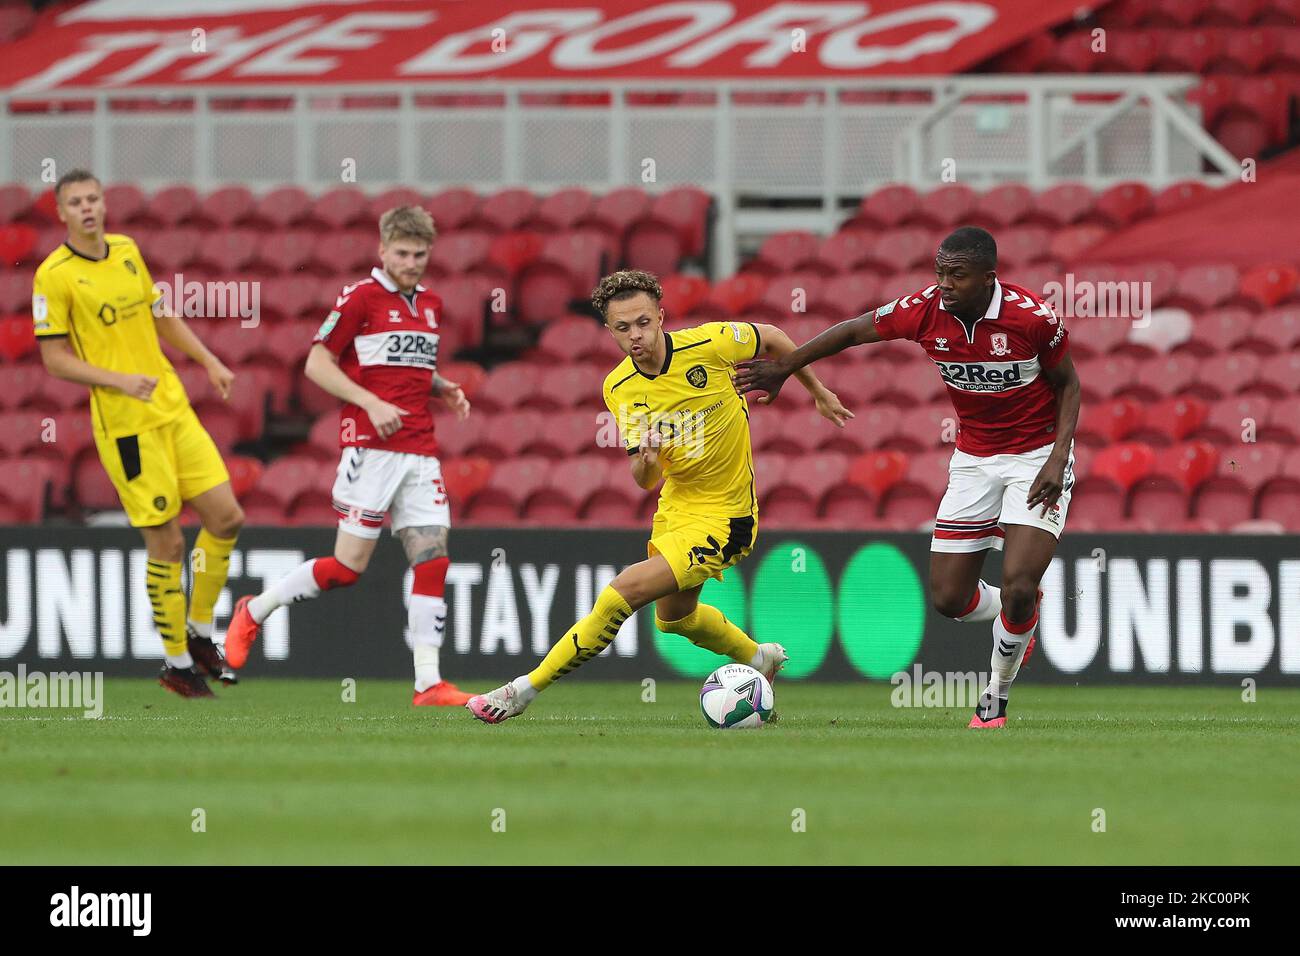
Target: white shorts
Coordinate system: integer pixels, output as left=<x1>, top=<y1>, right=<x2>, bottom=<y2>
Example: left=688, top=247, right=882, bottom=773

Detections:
left=930, top=441, right=1074, bottom=553
left=331, top=447, right=450, bottom=540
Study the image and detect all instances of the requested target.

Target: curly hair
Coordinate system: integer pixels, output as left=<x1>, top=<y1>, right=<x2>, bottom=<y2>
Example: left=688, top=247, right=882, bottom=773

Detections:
left=379, top=205, right=436, bottom=245
left=591, top=270, right=663, bottom=318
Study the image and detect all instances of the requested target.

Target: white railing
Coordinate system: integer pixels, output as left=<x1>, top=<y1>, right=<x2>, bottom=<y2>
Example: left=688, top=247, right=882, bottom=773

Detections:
left=1, top=76, right=1240, bottom=274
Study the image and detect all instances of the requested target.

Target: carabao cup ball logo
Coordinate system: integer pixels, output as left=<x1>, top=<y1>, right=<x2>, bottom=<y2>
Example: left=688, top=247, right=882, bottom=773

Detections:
left=686, top=364, right=708, bottom=388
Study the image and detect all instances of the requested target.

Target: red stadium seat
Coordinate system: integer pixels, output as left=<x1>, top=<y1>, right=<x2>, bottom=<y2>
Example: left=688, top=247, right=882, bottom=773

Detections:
left=468, top=455, right=551, bottom=520
left=311, top=188, right=369, bottom=229
left=1217, top=28, right=1277, bottom=72
left=1182, top=306, right=1256, bottom=356
left=973, top=183, right=1035, bottom=228
left=426, top=188, right=480, bottom=231
left=1136, top=396, right=1209, bottom=444
left=705, top=274, right=767, bottom=317
left=816, top=273, right=882, bottom=317
left=1039, top=32, right=1100, bottom=73
left=0, top=316, right=37, bottom=363
left=434, top=276, right=493, bottom=348
left=623, top=218, right=684, bottom=277
left=1029, top=183, right=1095, bottom=227
left=0, top=460, right=54, bottom=522
left=310, top=229, right=375, bottom=275
left=528, top=455, right=609, bottom=519
left=254, top=186, right=312, bottom=228
left=867, top=227, right=935, bottom=274
left=530, top=364, right=602, bottom=412
left=1048, top=224, right=1107, bottom=263
left=0, top=224, right=37, bottom=266
left=1204, top=0, right=1267, bottom=25
left=486, top=231, right=544, bottom=278
left=540, top=230, right=613, bottom=300
left=577, top=187, right=652, bottom=248
left=0, top=365, right=46, bottom=410
left=649, top=187, right=712, bottom=258
left=1075, top=355, right=1136, bottom=402
left=147, top=185, right=199, bottom=227
left=1108, top=31, right=1160, bottom=72
left=536, top=319, right=606, bottom=364
left=1192, top=352, right=1262, bottom=400
left=997, top=226, right=1052, bottom=270
left=195, top=229, right=259, bottom=274
left=476, top=363, right=539, bottom=413
left=428, top=231, right=491, bottom=277
left=38, top=375, right=89, bottom=411
left=139, top=227, right=201, bottom=274
left=751, top=231, right=820, bottom=275
left=1091, top=181, right=1154, bottom=228
left=1152, top=29, right=1224, bottom=72
left=913, top=185, right=978, bottom=230
left=255, top=230, right=316, bottom=277
left=756, top=272, right=826, bottom=322
left=1172, top=263, right=1241, bottom=311
left=72, top=455, right=120, bottom=512
left=441, top=457, right=493, bottom=509
left=527, top=187, right=595, bottom=233
left=1247, top=306, right=1300, bottom=352
left=0, top=271, right=33, bottom=313
left=199, top=186, right=254, bottom=228
left=1235, top=76, right=1291, bottom=142
left=847, top=450, right=910, bottom=498
left=1080, top=397, right=1145, bottom=445
left=1138, top=353, right=1199, bottom=399
left=0, top=184, right=33, bottom=224
left=1238, top=263, right=1298, bottom=309
left=1256, top=351, right=1300, bottom=397
left=857, top=185, right=920, bottom=229
left=366, top=187, right=425, bottom=223
left=225, top=455, right=265, bottom=499
left=813, top=230, right=874, bottom=275
left=470, top=188, right=539, bottom=234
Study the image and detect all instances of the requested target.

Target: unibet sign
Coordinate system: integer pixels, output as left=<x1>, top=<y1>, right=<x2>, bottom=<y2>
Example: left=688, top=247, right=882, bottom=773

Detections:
left=653, top=541, right=926, bottom=679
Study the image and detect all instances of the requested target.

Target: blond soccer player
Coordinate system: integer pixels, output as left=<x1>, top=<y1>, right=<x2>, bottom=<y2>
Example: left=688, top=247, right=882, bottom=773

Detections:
left=33, top=170, right=244, bottom=698
left=467, top=270, right=853, bottom=723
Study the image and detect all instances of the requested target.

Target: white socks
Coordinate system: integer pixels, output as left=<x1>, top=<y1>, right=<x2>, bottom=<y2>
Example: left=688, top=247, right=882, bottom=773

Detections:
left=957, top=580, right=1002, bottom=622
left=410, top=594, right=447, bottom=692
left=248, top=559, right=323, bottom=624
left=510, top=675, right=539, bottom=703
left=166, top=651, right=194, bottom=669
left=985, top=611, right=1035, bottom=699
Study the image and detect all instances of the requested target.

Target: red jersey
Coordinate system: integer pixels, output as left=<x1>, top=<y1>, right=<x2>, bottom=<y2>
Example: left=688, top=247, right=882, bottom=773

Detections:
left=313, top=266, right=443, bottom=457
left=871, top=279, right=1070, bottom=456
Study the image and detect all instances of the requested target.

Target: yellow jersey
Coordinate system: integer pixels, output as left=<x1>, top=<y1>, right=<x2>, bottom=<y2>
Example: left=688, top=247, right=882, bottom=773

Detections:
left=603, top=321, right=761, bottom=519
left=32, top=233, right=189, bottom=439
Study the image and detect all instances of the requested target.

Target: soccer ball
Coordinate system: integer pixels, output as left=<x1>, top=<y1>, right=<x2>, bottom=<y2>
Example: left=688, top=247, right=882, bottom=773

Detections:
left=700, top=664, right=774, bottom=729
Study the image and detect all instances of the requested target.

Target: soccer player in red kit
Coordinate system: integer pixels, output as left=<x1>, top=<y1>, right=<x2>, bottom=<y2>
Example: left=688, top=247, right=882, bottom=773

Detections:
left=735, top=227, right=1082, bottom=728
left=224, top=206, right=474, bottom=706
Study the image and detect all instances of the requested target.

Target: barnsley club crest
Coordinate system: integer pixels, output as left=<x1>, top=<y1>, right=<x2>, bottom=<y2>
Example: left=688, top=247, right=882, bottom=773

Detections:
left=686, top=365, right=708, bottom=388
left=989, top=333, right=1010, bottom=357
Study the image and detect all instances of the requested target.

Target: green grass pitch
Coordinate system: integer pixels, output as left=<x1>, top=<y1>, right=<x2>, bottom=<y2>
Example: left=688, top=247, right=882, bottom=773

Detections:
left=1, top=679, right=1297, bottom=865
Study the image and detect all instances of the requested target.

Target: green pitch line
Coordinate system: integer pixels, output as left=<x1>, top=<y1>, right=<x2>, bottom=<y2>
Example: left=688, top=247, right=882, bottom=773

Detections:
left=1, top=679, right=1297, bottom=865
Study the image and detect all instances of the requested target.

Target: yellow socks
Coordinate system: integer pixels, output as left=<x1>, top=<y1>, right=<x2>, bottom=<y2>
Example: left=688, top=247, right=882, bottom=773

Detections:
left=656, top=603, right=758, bottom=664
left=146, top=559, right=187, bottom=657
left=528, top=585, right=632, bottom=691
left=188, top=529, right=236, bottom=636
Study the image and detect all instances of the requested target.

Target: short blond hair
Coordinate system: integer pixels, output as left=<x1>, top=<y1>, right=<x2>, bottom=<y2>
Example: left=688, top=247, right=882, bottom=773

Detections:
left=591, top=269, right=663, bottom=318
left=379, top=205, right=436, bottom=245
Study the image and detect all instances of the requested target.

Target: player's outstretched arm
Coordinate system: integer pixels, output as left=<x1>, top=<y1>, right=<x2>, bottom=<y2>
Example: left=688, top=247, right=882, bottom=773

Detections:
left=154, top=311, right=234, bottom=399
left=751, top=323, right=853, bottom=427
left=305, top=343, right=409, bottom=439
left=733, top=310, right=881, bottom=405
left=38, top=337, right=157, bottom=400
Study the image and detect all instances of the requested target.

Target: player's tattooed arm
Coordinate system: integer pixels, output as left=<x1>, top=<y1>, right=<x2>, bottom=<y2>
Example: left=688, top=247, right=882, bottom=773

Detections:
left=1027, top=354, right=1082, bottom=515
left=398, top=525, right=449, bottom=565
left=432, top=373, right=470, bottom=421
left=751, top=324, right=854, bottom=427
left=733, top=309, right=881, bottom=406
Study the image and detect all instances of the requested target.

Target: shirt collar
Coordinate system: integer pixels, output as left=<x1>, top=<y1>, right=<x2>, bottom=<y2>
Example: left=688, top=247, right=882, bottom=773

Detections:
left=937, top=278, right=1003, bottom=321
left=370, top=266, right=425, bottom=295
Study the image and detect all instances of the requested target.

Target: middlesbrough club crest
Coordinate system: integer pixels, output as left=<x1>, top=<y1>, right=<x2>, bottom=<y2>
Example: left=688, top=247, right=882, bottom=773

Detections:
left=989, top=332, right=1010, bottom=357
left=424, top=306, right=438, bottom=329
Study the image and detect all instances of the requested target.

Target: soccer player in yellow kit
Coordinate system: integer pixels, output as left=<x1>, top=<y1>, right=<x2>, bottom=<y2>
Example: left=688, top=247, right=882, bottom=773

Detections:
left=33, top=170, right=244, bottom=698
left=467, top=270, right=851, bottom=723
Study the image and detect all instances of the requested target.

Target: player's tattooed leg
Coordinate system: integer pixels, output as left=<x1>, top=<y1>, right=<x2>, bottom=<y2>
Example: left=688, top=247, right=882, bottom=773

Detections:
left=398, top=525, right=449, bottom=566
